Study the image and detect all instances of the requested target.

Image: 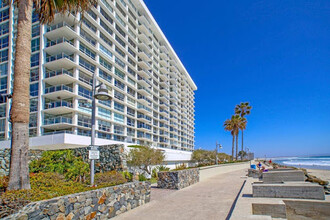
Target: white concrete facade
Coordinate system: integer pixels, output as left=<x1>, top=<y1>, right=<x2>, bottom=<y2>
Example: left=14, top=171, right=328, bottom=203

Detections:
left=0, top=0, right=196, bottom=162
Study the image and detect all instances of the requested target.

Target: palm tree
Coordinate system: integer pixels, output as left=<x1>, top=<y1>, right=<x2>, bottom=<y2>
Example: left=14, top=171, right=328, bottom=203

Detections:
left=8, top=0, right=96, bottom=190
left=224, top=118, right=235, bottom=161
left=224, top=115, right=241, bottom=161
left=235, top=102, right=252, bottom=158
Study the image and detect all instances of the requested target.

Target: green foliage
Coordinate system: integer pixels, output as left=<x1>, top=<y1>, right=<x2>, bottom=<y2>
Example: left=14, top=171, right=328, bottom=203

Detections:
left=151, top=168, right=158, bottom=179
left=173, top=164, right=188, bottom=171
left=149, top=178, right=157, bottom=184
left=94, top=171, right=127, bottom=188
left=192, top=149, right=216, bottom=165
left=157, top=165, right=170, bottom=172
left=138, top=174, right=147, bottom=181
left=238, top=151, right=247, bottom=158
left=65, top=160, right=90, bottom=183
left=127, top=146, right=165, bottom=174
left=29, top=150, right=90, bottom=182
left=0, top=176, right=8, bottom=191
left=120, top=171, right=133, bottom=182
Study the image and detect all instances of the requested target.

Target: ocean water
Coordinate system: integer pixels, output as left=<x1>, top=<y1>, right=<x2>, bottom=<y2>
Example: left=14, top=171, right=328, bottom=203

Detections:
left=272, top=156, right=330, bottom=170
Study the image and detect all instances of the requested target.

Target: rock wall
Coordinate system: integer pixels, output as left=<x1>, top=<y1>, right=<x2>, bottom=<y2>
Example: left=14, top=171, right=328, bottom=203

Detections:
left=4, top=181, right=150, bottom=220
left=157, top=168, right=199, bottom=190
left=0, top=149, right=43, bottom=176
left=0, top=145, right=126, bottom=176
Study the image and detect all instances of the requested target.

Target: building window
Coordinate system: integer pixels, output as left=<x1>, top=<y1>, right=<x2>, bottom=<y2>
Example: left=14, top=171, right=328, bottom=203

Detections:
left=31, top=38, right=40, bottom=52
left=78, top=85, right=92, bottom=99
left=29, top=113, right=37, bottom=128
left=80, top=43, right=96, bottom=60
left=79, top=57, right=95, bottom=73
left=114, top=113, right=124, bottom=124
left=30, top=83, right=39, bottom=97
left=100, top=44, right=113, bottom=59
left=0, top=49, right=8, bottom=62
left=99, top=69, right=112, bottom=83
left=98, top=107, right=111, bottom=119
left=31, top=53, right=39, bottom=67
left=78, top=114, right=91, bottom=128
left=99, top=57, right=112, bottom=72
left=0, top=104, right=6, bottom=117
left=98, top=119, right=111, bottom=132
left=30, top=68, right=39, bottom=82
left=0, top=35, right=8, bottom=49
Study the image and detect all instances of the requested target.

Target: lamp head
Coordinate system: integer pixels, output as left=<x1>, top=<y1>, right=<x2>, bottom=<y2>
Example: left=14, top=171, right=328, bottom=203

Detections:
left=94, top=84, right=111, bottom=101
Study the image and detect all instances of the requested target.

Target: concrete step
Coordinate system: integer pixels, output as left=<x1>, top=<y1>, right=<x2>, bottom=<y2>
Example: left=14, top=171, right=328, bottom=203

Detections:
left=262, top=171, right=305, bottom=183
left=252, top=203, right=286, bottom=218
left=253, top=182, right=325, bottom=200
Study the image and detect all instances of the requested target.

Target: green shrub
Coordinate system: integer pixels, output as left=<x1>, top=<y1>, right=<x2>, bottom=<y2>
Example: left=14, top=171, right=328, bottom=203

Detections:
left=138, top=174, right=147, bottom=181
left=158, top=165, right=170, bottom=172
left=94, top=171, right=127, bottom=187
left=29, top=150, right=90, bottom=182
left=120, top=171, right=133, bottom=182
left=173, top=164, right=187, bottom=171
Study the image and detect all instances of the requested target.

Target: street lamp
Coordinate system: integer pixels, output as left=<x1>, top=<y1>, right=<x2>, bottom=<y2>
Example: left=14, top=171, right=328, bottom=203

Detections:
left=89, top=73, right=111, bottom=186
left=215, top=141, right=222, bottom=165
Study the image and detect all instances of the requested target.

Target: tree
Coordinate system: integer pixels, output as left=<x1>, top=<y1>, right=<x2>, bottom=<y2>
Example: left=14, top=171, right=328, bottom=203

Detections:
left=238, top=150, right=247, bottom=159
left=224, top=115, right=246, bottom=160
left=127, top=146, right=165, bottom=175
left=191, top=149, right=216, bottom=165
left=235, top=102, right=252, bottom=159
left=8, top=0, right=96, bottom=190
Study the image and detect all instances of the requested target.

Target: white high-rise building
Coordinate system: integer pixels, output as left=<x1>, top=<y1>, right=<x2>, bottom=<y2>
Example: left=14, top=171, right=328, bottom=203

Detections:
left=0, top=0, right=196, bottom=162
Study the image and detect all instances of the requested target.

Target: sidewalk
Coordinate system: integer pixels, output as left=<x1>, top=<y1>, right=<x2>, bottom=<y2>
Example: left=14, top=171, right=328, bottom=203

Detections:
left=113, top=163, right=249, bottom=220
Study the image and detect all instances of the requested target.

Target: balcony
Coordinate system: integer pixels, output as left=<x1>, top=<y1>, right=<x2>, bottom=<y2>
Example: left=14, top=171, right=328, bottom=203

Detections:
left=137, top=75, right=151, bottom=87
left=137, top=124, right=152, bottom=133
left=137, top=95, right=151, bottom=106
left=45, top=22, right=77, bottom=40
left=160, top=87, right=168, bottom=95
left=138, top=50, right=151, bottom=61
left=138, top=22, right=151, bottom=36
left=44, top=84, right=75, bottom=99
left=43, top=100, right=73, bottom=115
left=160, top=65, right=167, bottom=73
left=138, top=60, right=151, bottom=70
left=160, top=44, right=168, bottom=53
left=138, top=31, right=149, bottom=43
left=45, top=37, right=76, bottom=55
left=44, top=69, right=76, bottom=85
left=138, top=86, right=152, bottom=97
left=45, top=53, right=76, bottom=70
left=137, top=114, right=152, bottom=124
left=137, top=104, right=151, bottom=114
left=138, top=68, right=151, bottom=78
left=43, top=116, right=73, bottom=129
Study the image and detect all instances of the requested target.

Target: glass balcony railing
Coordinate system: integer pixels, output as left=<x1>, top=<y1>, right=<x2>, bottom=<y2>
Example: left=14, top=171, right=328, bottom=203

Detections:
left=47, top=22, right=74, bottom=32
left=45, top=100, right=73, bottom=109
left=46, top=37, right=74, bottom=47
left=42, top=130, right=74, bottom=136
left=46, top=53, right=74, bottom=63
left=45, top=69, right=73, bottom=78
left=44, top=116, right=72, bottom=125
left=45, top=85, right=73, bottom=94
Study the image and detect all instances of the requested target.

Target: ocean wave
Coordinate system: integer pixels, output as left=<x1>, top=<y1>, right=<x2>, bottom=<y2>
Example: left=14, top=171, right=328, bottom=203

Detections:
left=283, top=161, right=330, bottom=167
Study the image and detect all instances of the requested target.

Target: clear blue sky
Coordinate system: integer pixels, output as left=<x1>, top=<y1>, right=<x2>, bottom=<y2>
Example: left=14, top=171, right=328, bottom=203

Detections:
left=144, top=0, right=330, bottom=157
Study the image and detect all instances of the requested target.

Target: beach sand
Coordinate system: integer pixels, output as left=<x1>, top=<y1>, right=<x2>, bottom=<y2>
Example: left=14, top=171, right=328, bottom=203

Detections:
left=307, top=168, right=330, bottom=182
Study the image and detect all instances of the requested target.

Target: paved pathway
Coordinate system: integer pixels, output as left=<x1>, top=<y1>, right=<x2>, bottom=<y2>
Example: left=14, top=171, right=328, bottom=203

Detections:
left=114, top=163, right=249, bottom=220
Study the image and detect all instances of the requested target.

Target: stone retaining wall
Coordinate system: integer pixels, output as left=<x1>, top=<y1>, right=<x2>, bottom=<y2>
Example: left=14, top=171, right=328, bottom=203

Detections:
left=4, top=181, right=150, bottom=220
left=0, top=145, right=126, bottom=176
left=157, top=168, right=199, bottom=190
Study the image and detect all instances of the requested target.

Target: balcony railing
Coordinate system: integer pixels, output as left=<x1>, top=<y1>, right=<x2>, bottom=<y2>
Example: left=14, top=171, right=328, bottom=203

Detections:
left=45, top=100, right=73, bottom=109
left=45, top=85, right=73, bottom=94
left=44, top=116, right=72, bottom=125
left=46, top=37, right=74, bottom=47
left=45, top=69, right=73, bottom=78
left=47, top=22, right=74, bottom=32
left=46, top=53, right=74, bottom=63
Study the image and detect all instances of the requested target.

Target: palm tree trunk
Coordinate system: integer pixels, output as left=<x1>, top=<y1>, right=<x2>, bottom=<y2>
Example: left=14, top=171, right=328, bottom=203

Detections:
left=241, top=129, right=244, bottom=160
left=235, top=133, right=239, bottom=160
left=8, top=0, right=33, bottom=190
left=231, top=135, right=234, bottom=161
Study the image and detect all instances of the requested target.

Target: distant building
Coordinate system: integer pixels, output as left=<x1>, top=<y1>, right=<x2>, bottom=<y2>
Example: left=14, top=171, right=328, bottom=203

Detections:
left=0, top=0, right=197, bottom=163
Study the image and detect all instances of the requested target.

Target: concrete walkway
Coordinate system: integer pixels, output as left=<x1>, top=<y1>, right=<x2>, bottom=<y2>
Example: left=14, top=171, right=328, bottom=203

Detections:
left=113, top=163, right=249, bottom=220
